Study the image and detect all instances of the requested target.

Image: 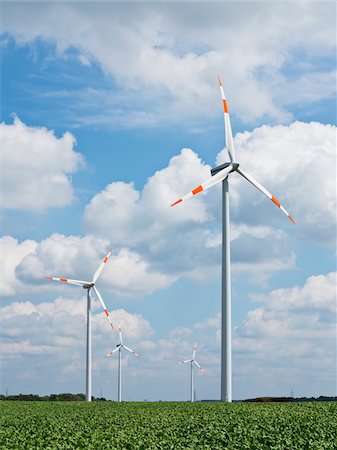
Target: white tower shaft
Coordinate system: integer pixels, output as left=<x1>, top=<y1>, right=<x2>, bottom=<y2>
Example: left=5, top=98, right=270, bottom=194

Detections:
left=86, top=289, right=92, bottom=402
left=221, top=178, right=232, bottom=402
left=190, top=361, right=194, bottom=402
left=118, top=347, right=122, bottom=402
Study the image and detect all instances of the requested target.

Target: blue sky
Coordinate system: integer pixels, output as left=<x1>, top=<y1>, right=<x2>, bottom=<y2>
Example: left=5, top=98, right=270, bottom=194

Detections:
left=0, top=1, right=336, bottom=401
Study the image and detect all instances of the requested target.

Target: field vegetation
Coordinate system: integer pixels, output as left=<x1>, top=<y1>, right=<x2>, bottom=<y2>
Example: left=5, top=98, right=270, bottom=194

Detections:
left=1, top=401, right=336, bottom=449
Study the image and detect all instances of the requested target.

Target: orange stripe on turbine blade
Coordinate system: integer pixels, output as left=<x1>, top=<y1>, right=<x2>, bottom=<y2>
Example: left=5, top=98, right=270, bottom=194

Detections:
left=271, top=196, right=281, bottom=208
left=217, top=74, right=222, bottom=86
left=103, top=257, right=108, bottom=263
left=288, top=215, right=296, bottom=224
left=192, top=185, right=203, bottom=195
left=104, top=309, right=109, bottom=317
left=171, top=199, right=182, bottom=206
left=223, top=99, right=229, bottom=113
left=60, top=278, right=68, bottom=282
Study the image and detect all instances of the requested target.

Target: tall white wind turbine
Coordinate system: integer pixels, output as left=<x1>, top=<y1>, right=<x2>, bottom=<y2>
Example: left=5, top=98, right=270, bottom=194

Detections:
left=46, top=249, right=114, bottom=402
left=105, top=321, right=139, bottom=402
left=179, top=345, right=204, bottom=402
left=171, top=75, right=295, bottom=402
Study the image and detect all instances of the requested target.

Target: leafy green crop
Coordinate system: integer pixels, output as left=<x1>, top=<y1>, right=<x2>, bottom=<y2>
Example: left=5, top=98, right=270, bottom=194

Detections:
left=1, top=401, right=336, bottom=449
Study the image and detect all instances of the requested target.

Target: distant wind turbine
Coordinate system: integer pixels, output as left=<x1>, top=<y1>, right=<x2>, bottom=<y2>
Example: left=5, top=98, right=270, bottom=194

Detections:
left=46, top=249, right=114, bottom=402
left=106, top=321, right=139, bottom=402
left=171, top=75, right=295, bottom=402
left=179, top=345, right=204, bottom=402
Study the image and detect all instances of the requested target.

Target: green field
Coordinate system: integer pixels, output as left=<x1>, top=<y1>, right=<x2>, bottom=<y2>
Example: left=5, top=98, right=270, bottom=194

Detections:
left=1, top=401, right=336, bottom=449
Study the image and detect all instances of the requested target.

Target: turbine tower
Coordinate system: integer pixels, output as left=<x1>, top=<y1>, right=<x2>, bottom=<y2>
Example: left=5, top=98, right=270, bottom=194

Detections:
left=106, top=321, right=139, bottom=402
left=171, top=76, right=295, bottom=402
left=179, top=345, right=204, bottom=402
left=46, top=249, right=114, bottom=402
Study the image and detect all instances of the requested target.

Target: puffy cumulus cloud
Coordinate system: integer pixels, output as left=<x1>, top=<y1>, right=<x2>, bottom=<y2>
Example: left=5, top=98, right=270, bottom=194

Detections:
left=127, top=272, right=336, bottom=398
left=15, top=233, right=110, bottom=286
left=105, top=249, right=175, bottom=297
left=83, top=149, right=221, bottom=280
left=84, top=148, right=294, bottom=284
left=233, top=272, right=336, bottom=397
left=0, top=236, right=37, bottom=296
left=0, top=116, right=83, bottom=211
left=1, top=273, right=335, bottom=399
left=0, top=295, right=152, bottom=393
left=250, top=272, right=337, bottom=319
left=1, top=298, right=152, bottom=352
left=2, top=2, right=335, bottom=126
left=231, top=225, right=296, bottom=285
left=1, top=293, right=210, bottom=400
left=12, top=233, right=174, bottom=298
left=83, top=148, right=214, bottom=242
left=218, top=121, right=336, bottom=245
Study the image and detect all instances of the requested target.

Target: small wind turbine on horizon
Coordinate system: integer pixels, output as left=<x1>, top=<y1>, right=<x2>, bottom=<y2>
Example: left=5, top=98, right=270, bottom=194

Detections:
left=179, top=345, right=204, bottom=403
left=46, top=249, right=114, bottom=402
left=171, top=75, right=295, bottom=402
left=105, top=321, right=139, bottom=402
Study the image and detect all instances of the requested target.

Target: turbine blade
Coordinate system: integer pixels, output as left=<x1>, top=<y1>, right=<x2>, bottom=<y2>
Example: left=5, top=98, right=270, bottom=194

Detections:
left=105, top=346, right=120, bottom=358
left=93, top=286, right=114, bottom=331
left=237, top=167, right=296, bottom=224
left=123, top=345, right=139, bottom=357
left=217, top=74, right=235, bottom=162
left=171, top=164, right=233, bottom=206
left=118, top=321, right=123, bottom=345
left=46, top=277, right=88, bottom=286
left=192, top=345, right=197, bottom=360
left=194, top=360, right=201, bottom=369
left=92, top=249, right=112, bottom=283
left=178, top=359, right=192, bottom=364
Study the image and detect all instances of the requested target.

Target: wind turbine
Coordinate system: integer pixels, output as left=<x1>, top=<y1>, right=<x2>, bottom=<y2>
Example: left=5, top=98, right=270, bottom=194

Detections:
left=105, top=321, right=139, bottom=402
left=171, top=75, right=295, bottom=402
left=179, top=345, right=204, bottom=402
left=46, top=249, right=114, bottom=402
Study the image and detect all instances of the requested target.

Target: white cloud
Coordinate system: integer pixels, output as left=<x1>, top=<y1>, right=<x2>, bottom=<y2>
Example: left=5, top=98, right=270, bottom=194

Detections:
left=83, top=146, right=296, bottom=284
left=0, top=116, right=83, bottom=212
left=10, top=233, right=174, bottom=298
left=3, top=120, right=333, bottom=301
left=1, top=272, right=335, bottom=399
left=0, top=236, right=37, bottom=296
left=233, top=272, right=336, bottom=397
left=218, top=121, right=336, bottom=244
left=83, top=148, right=213, bottom=243
left=1, top=2, right=335, bottom=127
left=0, top=294, right=152, bottom=396
left=250, top=272, right=337, bottom=317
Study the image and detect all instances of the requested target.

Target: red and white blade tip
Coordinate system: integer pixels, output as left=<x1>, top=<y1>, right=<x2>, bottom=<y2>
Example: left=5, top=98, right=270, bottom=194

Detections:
left=171, top=198, right=182, bottom=207
left=217, top=74, right=222, bottom=86
left=170, top=184, right=204, bottom=207
left=271, top=196, right=296, bottom=224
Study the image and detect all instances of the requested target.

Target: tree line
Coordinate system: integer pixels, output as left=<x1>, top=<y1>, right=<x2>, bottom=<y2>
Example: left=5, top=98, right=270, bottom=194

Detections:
left=243, top=396, right=337, bottom=402
left=1, top=393, right=337, bottom=402
left=0, top=393, right=107, bottom=401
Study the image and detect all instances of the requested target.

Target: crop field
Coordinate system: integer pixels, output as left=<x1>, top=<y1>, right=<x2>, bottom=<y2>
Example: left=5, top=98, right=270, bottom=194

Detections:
left=1, top=401, right=337, bottom=449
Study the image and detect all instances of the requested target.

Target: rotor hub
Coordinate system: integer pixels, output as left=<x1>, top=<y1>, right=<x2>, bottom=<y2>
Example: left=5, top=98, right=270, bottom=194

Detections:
left=211, top=162, right=239, bottom=177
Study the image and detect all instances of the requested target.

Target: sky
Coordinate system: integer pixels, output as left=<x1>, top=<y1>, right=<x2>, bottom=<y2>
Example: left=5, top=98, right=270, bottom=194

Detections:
left=0, top=1, right=336, bottom=402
